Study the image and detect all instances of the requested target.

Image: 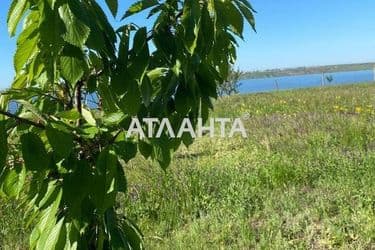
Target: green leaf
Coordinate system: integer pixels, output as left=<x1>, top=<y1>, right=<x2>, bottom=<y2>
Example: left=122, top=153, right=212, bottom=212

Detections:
left=37, top=180, right=60, bottom=209
left=93, top=149, right=118, bottom=213
left=219, top=2, right=244, bottom=37
left=152, top=136, right=171, bottom=170
left=98, top=77, right=119, bottom=112
left=7, top=0, right=29, bottom=37
left=56, top=109, right=81, bottom=120
left=21, top=133, right=49, bottom=171
left=138, top=140, right=152, bottom=159
left=103, top=112, right=126, bottom=126
left=46, top=125, right=74, bottom=158
left=175, top=84, right=192, bottom=115
left=181, top=0, right=201, bottom=54
left=117, top=25, right=132, bottom=70
left=58, top=3, right=90, bottom=47
left=0, top=121, right=8, bottom=173
left=39, top=0, right=64, bottom=49
left=234, top=0, right=256, bottom=31
left=1, top=166, right=26, bottom=198
left=141, top=76, right=153, bottom=107
left=147, top=68, right=168, bottom=82
left=32, top=189, right=62, bottom=249
left=121, top=217, right=144, bottom=250
left=60, top=55, right=85, bottom=85
left=62, top=160, right=92, bottom=217
left=2, top=169, right=18, bottom=197
left=18, top=100, right=46, bottom=123
left=105, top=209, right=128, bottom=248
left=119, top=81, right=142, bottom=116
left=64, top=222, right=80, bottom=249
left=114, top=141, right=137, bottom=163
left=82, top=108, right=97, bottom=126
left=105, top=0, right=118, bottom=17
left=116, top=165, right=127, bottom=193
left=228, top=3, right=245, bottom=36
left=44, top=217, right=65, bottom=250
left=122, top=0, right=159, bottom=19
left=235, top=0, right=257, bottom=13
left=82, top=126, right=100, bottom=139
left=129, top=27, right=150, bottom=79
left=11, top=74, right=27, bottom=89
left=14, top=25, right=38, bottom=73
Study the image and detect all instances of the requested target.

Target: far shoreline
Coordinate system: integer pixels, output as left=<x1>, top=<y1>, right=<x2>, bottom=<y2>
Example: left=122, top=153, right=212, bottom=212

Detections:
left=243, top=62, right=375, bottom=79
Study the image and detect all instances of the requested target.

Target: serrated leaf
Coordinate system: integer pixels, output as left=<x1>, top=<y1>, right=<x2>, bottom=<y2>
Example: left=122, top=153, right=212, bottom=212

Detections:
left=119, top=81, right=141, bottom=116
left=141, top=76, right=152, bottom=107
left=58, top=3, right=90, bottom=47
left=235, top=0, right=257, bottom=13
left=2, top=166, right=25, bottom=198
left=138, top=140, right=152, bottom=159
left=7, top=0, right=29, bottom=37
left=105, top=0, right=118, bottom=17
left=33, top=189, right=62, bottom=249
left=46, top=125, right=74, bottom=158
left=152, top=136, right=171, bottom=170
left=98, top=77, right=118, bottom=112
left=39, top=3, right=65, bottom=49
left=103, top=112, right=126, bottom=126
left=21, top=133, right=49, bottom=171
left=14, top=25, right=38, bottom=73
left=60, top=55, right=85, bottom=84
left=93, top=150, right=118, bottom=213
left=234, top=0, right=256, bottom=31
left=62, top=160, right=92, bottom=217
left=129, top=28, right=150, bottom=79
left=44, top=217, right=65, bottom=250
left=114, top=141, right=137, bottom=163
left=122, top=0, right=159, bottom=19
left=220, top=2, right=244, bottom=37
left=17, top=100, right=46, bottom=123
left=37, top=180, right=59, bottom=209
left=121, top=218, right=144, bottom=250
left=181, top=0, right=201, bottom=54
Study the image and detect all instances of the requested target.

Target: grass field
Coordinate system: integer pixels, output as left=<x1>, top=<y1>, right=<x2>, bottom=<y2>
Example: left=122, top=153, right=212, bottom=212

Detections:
left=1, top=84, right=375, bottom=249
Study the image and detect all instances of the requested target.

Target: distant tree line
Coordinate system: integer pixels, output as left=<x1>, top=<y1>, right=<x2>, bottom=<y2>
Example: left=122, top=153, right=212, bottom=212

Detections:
left=218, top=67, right=245, bottom=96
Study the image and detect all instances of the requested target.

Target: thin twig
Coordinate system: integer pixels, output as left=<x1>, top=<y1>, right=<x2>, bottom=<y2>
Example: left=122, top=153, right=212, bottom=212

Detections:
left=0, top=109, right=45, bottom=129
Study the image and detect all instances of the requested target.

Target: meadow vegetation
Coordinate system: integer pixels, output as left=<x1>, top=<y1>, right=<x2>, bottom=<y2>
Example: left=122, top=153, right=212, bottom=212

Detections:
left=1, top=84, right=375, bottom=249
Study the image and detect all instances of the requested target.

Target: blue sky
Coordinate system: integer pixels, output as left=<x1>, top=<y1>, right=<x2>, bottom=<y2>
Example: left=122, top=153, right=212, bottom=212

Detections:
left=1, top=0, right=375, bottom=89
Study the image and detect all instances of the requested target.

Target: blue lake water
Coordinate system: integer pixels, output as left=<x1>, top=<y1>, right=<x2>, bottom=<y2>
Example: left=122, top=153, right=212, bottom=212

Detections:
left=239, top=70, right=374, bottom=93
left=6, top=70, right=374, bottom=112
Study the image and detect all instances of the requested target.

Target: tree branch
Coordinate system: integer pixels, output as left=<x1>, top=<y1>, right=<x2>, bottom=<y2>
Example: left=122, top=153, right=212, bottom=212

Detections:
left=75, top=80, right=84, bottom=115
left=0, top=110, right=45, bottom=129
